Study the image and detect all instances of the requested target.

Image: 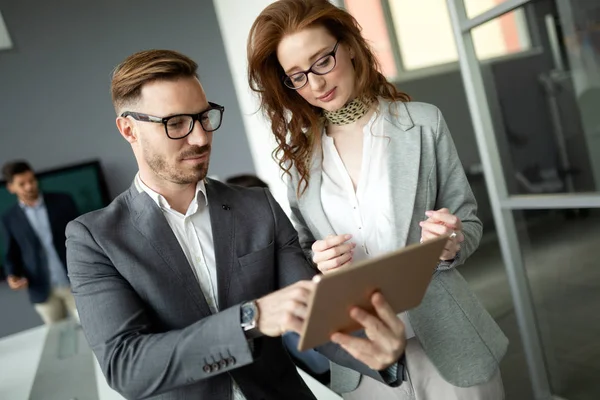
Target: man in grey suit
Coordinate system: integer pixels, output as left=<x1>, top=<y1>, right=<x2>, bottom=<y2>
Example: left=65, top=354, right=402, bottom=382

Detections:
left=66, top=49, right=407, bottom=400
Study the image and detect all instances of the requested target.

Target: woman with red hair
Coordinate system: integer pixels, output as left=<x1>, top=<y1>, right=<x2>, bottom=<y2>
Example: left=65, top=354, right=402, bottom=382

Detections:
left=247, top=1, right=507, bottom=398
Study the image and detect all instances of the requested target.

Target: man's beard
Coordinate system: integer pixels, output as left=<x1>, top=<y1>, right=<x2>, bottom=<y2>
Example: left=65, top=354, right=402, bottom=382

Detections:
left=144, top=145, right=210, bottom=185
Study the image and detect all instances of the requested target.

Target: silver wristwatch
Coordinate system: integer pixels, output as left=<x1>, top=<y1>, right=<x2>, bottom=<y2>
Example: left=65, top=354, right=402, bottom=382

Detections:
left=240, top=301, right=261, bottom=338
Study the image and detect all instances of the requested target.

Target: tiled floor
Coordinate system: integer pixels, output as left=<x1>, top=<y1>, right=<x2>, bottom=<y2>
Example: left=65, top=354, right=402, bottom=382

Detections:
left=461, top=209, right=600, bottom=400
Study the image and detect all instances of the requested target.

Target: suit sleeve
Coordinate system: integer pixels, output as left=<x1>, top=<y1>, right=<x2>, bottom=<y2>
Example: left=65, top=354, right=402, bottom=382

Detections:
left=66, top=220, right=255, bottom=400
left=1, top=217, right=24, bottom=277
left=264, top=189, right=403, bottom=385
left=434, top=108, right=483, bottom=270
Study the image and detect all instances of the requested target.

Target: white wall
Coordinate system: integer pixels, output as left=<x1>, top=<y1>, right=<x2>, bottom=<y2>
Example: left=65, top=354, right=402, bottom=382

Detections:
left=213, top=0, right=292, bottom=214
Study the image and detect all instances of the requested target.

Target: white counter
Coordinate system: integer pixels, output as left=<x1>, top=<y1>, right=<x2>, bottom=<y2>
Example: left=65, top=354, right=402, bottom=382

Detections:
left=0, top=321, right=340, bottom=400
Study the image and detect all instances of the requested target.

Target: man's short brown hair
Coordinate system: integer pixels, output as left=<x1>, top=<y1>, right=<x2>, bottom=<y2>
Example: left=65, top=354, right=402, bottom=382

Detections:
left=2, top=160, right=33, bottom=183
left=111, top=49, right=199, bottom=114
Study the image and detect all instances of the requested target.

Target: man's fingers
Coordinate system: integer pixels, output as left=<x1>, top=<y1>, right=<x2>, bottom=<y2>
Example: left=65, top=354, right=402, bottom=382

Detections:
left=348, top=299, right=403, bottom=351
left=281, top=314, right=305, bottom=335
left=282, top=282, right=316, bottom=306
left=7, top=276, right=27, bottom=289
left=348, top=306, right=395, bottom=346
left=331, top=333, right=396, bottom=371
left=371, top=293, right=405, bottom=338
left=331, top=334, right=376, bottom=363
left=257, top=282, right=316, bottom=337
left=291, top=280, right=317, bottom=291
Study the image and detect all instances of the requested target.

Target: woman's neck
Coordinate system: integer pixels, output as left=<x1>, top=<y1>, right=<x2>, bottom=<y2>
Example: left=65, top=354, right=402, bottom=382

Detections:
left=325, top=101, right=377, bottom=137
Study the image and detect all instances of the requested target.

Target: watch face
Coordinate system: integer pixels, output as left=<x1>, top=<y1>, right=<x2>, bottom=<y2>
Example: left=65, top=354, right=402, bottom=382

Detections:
left=242, top=303, right=256, bottom=325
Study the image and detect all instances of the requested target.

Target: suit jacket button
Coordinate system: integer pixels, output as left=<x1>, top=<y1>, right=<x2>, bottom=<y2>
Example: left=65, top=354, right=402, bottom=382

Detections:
left=211, top=363, right=220, bottom=372
left=219, top=359, right=228, bottom=369
left=203, top=365, right=211, bottom=373
left=227, top=357, right=236, bottom=366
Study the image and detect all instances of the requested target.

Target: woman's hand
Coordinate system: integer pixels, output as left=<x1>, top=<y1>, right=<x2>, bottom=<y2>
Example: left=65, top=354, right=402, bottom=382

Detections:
left=311, top=234, right=356, bottom=273
left=419, top=208, right=464, bottom=261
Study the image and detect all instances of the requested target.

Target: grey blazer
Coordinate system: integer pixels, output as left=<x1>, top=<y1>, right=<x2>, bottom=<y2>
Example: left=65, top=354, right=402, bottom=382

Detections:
left=287, top=101, right=509, bottom=393
left=66, top=179, right=398, bottom=400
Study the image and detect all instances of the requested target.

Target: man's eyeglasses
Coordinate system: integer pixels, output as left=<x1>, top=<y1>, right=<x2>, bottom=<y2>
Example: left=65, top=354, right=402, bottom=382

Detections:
left=283, top=41, right=340, bottom=90
left=121, top=102, right=225, bottom=140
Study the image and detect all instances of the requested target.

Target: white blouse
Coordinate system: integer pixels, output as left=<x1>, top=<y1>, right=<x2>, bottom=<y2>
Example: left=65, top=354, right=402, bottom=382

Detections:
left=320, top=111, right=415, bottom=339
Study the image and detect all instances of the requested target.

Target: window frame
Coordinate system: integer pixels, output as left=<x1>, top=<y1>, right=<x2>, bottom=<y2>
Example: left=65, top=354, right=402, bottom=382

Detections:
left=341, top=0, right=541, bottom=83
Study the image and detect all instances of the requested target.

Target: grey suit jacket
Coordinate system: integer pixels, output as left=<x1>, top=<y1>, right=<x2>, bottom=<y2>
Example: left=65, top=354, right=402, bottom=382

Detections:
left=66, top=179, right=396, bottom=400
left=287, top=100, right=509, bottom=393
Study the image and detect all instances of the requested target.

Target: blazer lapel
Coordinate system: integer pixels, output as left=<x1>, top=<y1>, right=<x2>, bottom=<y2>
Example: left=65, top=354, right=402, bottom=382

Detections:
left=12, top=205, right=41, bottom=249
left=205, top=179, right=235, bottom=309
left=44, top=196, right=62, bottom=243
left=299, top=145, right=336, bottom=238
left=384, top=101, right=421, bottom=247
left=128, top=186, right=211, bottom=316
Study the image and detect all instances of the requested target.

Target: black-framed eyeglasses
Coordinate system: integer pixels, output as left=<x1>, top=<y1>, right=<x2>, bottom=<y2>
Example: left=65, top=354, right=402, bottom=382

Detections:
left=283, top=41, right=340, bottom=90
left=121, top=102, right=225, bottom=140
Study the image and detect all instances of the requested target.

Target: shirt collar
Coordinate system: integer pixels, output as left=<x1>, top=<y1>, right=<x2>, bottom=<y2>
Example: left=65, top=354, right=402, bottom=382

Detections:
left=135, top=173, right=208, bottom=211
left=19, top=195, right=44, bottom=210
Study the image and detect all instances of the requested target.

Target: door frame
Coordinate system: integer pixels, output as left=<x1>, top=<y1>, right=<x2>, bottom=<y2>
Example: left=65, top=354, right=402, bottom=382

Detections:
left=446, top=0, right=600, bottom=399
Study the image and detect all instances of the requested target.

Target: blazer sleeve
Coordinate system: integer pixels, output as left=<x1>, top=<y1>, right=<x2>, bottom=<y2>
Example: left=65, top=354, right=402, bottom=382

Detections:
left=433, top=108, right=483, bottom=269
left=66, top=220, right=255, bottom=399
left=285, top=175, right=317, bottom=264
left=264, top=188, right=404, bottom=385
left=1, top=216, right=24, bottom=277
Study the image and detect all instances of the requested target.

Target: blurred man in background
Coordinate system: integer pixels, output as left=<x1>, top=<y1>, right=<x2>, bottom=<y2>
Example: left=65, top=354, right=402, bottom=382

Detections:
left=1, top=161, right=79, bottom=324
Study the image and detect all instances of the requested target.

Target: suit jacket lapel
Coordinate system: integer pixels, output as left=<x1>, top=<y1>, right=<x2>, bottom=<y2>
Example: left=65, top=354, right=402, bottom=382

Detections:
left=44, top=196, right=62, bottom=245
left=384, top=101, right=421, bottom=247
left=11, top=205, right=41, bottom=249
left=128, top=186, right=211, bottom=316
left=205, top=180, right=235, bottom=309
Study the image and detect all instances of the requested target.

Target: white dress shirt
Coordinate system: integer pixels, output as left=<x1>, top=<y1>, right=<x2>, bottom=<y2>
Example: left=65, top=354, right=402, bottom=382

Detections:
left=136, top=174, right=246, bottom=400
left=320, top=112, right=415, bottom=339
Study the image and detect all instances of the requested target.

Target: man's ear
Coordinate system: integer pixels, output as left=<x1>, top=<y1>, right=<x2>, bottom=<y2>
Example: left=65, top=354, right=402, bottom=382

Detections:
left=6, top=182, right=15, bottom=194
left=116, top=116, right=137, bottom=144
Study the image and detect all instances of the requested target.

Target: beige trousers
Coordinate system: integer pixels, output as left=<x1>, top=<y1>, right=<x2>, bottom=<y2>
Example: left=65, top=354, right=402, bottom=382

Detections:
left=343, top=338, right=505, bottom=400
left=33, top=287, right=78, bottom=325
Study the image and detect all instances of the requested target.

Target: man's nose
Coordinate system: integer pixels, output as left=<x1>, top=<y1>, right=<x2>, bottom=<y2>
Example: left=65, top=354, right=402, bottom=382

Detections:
left=186, top=120, right=210, bottom=146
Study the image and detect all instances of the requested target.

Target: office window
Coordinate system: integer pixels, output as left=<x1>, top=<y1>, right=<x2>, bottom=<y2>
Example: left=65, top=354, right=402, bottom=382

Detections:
left=344, top=0, right=397, bottom=77
left=345, top=0, right=531, bottom=77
